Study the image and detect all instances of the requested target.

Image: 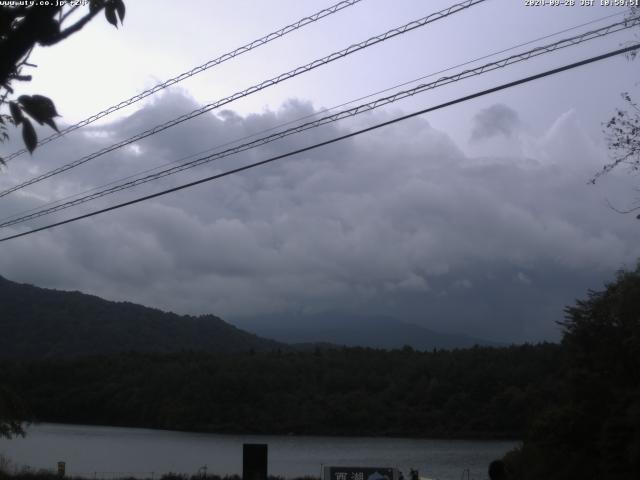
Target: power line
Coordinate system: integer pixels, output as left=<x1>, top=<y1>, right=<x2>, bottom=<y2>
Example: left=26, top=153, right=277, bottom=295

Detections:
left=1, top=0, right=365, bottom=163
left=0, top=9, right=626, bottom=226
left=1, top=43, right=637, bottom=244
left=0, top=0, right=487, bottom=199
left=1, top=15, right=635, bottom=228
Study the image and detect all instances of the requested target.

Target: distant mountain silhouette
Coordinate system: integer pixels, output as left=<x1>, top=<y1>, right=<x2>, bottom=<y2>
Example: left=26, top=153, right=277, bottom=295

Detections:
left=0, top=275, right=281, bottom=359
left=233, top=311, right=501, bottom=350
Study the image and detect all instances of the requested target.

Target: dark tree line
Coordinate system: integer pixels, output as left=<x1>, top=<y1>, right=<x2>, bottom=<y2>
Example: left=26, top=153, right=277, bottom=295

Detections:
left=3, top=263, right=639, bottom=478
left=0, top=385, right=26, bottom=439
left=0, top=343, right=563, bottom=439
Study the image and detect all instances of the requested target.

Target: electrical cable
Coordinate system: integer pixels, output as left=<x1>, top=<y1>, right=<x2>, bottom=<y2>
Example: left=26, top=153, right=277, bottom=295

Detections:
left=1, top=43, right=637, bottom=243
left=1, top=0, right=365, bottom=163
left=0, top=8, right=626, bottom=225
left=0, top=0, right=487, bottom=198
left=1, top=15, right=636, bottom=228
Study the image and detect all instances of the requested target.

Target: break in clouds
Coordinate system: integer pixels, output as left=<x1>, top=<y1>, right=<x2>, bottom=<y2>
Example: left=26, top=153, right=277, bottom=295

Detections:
left=0, top=90, right=638, bottom=343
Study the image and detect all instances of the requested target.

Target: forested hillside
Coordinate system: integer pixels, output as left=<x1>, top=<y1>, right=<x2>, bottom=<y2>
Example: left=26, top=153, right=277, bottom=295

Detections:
left=0, top=276, right=282, bottom=358
left=0, top=344, right=562, bottom=438
left=503, top=264, right=640, bottom=479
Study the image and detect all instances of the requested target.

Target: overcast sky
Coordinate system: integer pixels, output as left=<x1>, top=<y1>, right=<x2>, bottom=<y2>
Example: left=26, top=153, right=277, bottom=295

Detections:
left=1, top=0, right=640, bottom=343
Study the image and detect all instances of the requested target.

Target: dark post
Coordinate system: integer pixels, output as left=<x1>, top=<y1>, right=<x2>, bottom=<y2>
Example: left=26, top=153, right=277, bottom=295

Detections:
left=488, top=460, right=507, bottom=480
left=243, top=444, right=268, bottom=480
left=57, top=462, right=66, bottom=477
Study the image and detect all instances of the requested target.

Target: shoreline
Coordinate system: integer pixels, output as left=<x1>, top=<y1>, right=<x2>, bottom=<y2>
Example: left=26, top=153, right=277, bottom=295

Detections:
left=16, top=421, right=522, bottom=442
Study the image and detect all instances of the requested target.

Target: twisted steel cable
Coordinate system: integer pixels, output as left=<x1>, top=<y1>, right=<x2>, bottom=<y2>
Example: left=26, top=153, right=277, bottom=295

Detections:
left=1, top=15, right=636, bottom=229
left=2, top=0, right=364, bottom=163
left=0, top=0, right=487, bottom=198
left=1, top=43, right=638, bottom=243
left=0, top=10, right=625, bottom=225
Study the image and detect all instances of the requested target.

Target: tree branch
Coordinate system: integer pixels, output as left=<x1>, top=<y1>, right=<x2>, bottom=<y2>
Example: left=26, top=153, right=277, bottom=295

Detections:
left=59, top=5, right=80, bottom=24
left=0, top=6, right=60, bottom=86
left=48, top=7, right=102, bottom=44
left=605, top=198, right=640, bottom=215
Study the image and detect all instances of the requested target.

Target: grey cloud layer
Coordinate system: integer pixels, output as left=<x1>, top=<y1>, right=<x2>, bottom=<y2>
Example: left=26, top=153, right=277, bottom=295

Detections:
left=470, top=103, right=522, bottom=142
left=1, top=91, right=638, bottom=343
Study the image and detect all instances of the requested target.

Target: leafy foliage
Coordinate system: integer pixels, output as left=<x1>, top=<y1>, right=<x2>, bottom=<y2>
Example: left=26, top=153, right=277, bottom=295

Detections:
left=595, top=7, right=640, bottom=216
left=100, top=0, right=125, bottom=28
left=0, top=1, right=125, bottom=164
left=596, top=92, right=640, bottom=215
left=504, top=263, right=640, bottom=479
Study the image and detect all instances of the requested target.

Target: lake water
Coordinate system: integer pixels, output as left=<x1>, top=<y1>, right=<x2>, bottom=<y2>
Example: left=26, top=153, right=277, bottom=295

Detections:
left=0, top=424, right=517, bottom=480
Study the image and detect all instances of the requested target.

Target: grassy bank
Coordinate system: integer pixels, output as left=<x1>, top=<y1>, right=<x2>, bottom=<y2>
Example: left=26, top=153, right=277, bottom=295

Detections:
left=1, top=467, right=318, bottom=480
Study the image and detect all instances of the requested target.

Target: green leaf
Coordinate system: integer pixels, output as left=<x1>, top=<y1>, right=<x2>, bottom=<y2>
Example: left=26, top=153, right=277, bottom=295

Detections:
left=114, top=0, right=125, bottom=23
left=9, top=101, right=23, bottom=125
left=90, top=0, right=105, bottom=13
left=18, top=95, right=60, bottom=129
left=0, top=10, right=13, bottom=34
left=36, top=17, right=61, bottom=46
left=43, top=117, right=59, bottom=132
left=105, top=4, right=118, bottom=27
left=21, top=118, right=37, bottom=154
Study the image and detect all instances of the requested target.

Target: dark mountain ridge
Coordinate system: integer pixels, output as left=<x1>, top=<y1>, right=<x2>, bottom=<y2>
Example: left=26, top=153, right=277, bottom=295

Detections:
left=0, top=275, right=281, bottom=359
left=233, top=310, right=501, bottom=350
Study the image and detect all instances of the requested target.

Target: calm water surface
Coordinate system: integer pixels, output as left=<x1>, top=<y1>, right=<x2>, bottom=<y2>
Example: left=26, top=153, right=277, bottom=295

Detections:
left=0, top=424, right=516, bottom=480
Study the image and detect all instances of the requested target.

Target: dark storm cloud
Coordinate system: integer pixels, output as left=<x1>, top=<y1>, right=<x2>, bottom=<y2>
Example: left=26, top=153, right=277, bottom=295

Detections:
left=470, top=103, right=522, bottom=142
left=1, top=90, right=638, bottom=343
